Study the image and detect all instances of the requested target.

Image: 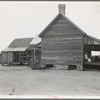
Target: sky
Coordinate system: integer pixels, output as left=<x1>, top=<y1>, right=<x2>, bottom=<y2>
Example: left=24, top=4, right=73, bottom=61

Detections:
left=0, top=1, right=100, bottom=52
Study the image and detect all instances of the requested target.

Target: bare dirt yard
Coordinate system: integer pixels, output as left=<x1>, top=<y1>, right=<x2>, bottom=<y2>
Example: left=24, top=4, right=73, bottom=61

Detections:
left=0, top=64, right=100, bottom=96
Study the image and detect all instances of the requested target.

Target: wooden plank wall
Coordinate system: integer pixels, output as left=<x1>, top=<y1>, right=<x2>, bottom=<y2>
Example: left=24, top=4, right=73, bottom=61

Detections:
left=8, top=52, right=13, bottom=63
left=2, top=52, right=8, bottom=63
left=35, top=49, right=41, bottom=60
left=2, top=52, right=13, bottom=64
left=41, top=15, right=84, bottom=66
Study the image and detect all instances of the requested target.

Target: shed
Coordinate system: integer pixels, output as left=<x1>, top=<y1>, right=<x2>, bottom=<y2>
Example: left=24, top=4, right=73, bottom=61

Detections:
left=39, top=4, right=100, bottom=70
left=2, top=37, right=33, bottom=65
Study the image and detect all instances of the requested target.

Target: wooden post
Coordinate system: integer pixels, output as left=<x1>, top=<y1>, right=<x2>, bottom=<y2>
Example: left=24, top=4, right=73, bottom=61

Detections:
left=34, top=48, right=36, bottom=61
left=26, top=51, right=27, bottom=65
left=19, top=52, right=20, bottom=64
left=83, top=35, right=85, bottom=71
left=2, top=52, right=4, bottom=66
left=12, top=52, right=14, bottom=66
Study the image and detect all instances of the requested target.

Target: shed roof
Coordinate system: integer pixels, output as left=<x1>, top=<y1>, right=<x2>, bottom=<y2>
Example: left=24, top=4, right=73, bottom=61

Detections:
left=8, top=37, right=33, bottom=48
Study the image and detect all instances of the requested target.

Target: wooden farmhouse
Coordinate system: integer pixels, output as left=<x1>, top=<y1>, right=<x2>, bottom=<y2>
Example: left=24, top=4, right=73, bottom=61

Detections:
left=2, top=37, right=33, bottom=66
left=39, top=4, right=100, bottom=70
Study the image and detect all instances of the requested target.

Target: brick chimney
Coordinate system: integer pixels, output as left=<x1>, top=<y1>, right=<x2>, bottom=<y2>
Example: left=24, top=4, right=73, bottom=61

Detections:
left=58, top=4, right=66, bottom=15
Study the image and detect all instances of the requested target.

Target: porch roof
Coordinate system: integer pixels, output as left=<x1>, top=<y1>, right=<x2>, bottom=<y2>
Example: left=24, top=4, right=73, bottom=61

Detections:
left=2, top=47, right=27, bottom=52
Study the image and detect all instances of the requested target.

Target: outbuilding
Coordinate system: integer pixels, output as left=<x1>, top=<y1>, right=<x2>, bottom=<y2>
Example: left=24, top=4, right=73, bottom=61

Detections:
left=2, top=37, right=33, bottom=66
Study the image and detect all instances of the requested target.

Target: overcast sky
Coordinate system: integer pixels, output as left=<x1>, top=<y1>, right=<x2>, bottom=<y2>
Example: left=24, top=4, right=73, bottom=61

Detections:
left=0, top=1, right=100, bottom=52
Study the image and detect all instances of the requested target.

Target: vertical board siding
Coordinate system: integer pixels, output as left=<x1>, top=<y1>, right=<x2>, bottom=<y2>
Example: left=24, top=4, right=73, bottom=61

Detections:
left=2, top=52, right=13, bottom=63
left=41, top=15, right=83, bottom=66
left=7, top=52, right=13, bottom=62
left=2, top=52, right=8, bottom=63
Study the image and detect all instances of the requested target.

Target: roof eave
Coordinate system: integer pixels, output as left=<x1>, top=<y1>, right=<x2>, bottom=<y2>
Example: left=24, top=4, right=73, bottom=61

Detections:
left=87, top=35, right=100, bottom=42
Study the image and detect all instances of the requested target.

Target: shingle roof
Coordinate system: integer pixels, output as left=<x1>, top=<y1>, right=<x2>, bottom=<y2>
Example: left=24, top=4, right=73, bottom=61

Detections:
left=8, top=37, right=33, bottom=48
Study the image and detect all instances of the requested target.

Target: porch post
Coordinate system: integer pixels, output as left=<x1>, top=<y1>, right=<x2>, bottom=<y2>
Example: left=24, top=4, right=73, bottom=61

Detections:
left=19, top=52, right=20, bottom=63
left=33, top=48, right=36, bottom=61
left=12, top=52, right=14, bottom=66
left=26, top=51, right=27, bottom=64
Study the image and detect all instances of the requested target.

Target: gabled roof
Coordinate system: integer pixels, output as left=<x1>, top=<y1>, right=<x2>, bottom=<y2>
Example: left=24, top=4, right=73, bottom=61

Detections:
left=39, top=13, right=100, bottom=42
left=8, top=37, right=33, bottom=48
left=39, top=13, right=86, bottom=37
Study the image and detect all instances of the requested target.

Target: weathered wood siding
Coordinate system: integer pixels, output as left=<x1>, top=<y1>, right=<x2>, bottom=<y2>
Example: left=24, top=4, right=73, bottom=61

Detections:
left=8, top=52, right=13, bottom=62
left=2, top=52, right=13, bottom=64
left=41, top=15, right=84, bottom=66
left=2, top=52, right=7, bottom=63
left=35, top=49, right=41, bottom=60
